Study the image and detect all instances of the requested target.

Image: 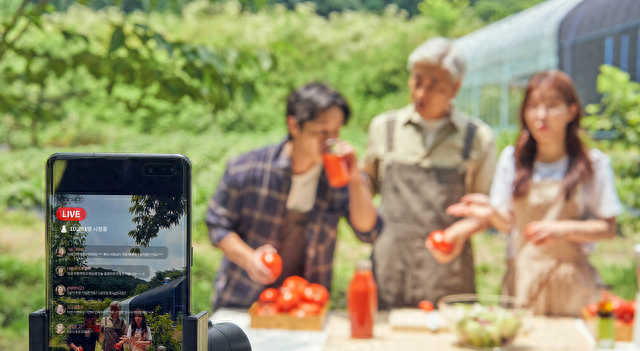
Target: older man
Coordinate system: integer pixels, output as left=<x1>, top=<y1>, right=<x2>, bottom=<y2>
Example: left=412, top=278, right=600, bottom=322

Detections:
left=362, top=37, right=497, bottom=309
left=100, top=301, right=127, bottom=351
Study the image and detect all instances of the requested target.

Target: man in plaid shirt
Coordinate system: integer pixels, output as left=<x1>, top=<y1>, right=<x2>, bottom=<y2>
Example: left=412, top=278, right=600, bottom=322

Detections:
left=206, top=83, right=382, bottom=311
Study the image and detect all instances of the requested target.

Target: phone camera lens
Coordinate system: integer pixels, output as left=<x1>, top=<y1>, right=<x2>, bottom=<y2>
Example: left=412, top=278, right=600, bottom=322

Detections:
left=148, top=167, right=154, bottom=173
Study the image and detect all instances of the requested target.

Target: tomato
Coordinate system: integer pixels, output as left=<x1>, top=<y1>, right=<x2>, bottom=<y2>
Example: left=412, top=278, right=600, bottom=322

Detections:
left=261, top=252, right=283, bottom=278
left=298, top=302, right=322, bottom=314
left=283, top=276, right=309, bottom=295
left=276, top=288, right=300, bottom=312
left=419, top=300, right=434, bottom=312
left=614, top=300, right=635, bottom=323
left=587, top=303, right=598, bottom=316
left=255, top=303, right=279, bottom=317
left=302, top=283, right=330, bottom=305
left=258, top=288, right=279, bottom=303
left=428, top=230, right=453, bottom=254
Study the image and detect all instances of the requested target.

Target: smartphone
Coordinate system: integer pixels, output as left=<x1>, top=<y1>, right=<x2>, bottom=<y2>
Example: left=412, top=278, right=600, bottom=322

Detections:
left=45, top=153, right=191, bottom=351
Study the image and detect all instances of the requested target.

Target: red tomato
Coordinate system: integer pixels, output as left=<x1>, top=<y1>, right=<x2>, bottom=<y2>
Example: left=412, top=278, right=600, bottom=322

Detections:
left=302, top=283, right=330, bottom=305
left=283, top=276, right=309, bottom=295
left=298, top=302, right=322, bottom=314
left=615, top=300, right=635, bottom=323
left=428, top=230, right=453, bottom=254
left=419, top=300, right=434, bottom=312
left=255, top=303, right=279, bottom=317
left=276, top=288, right=300, bottom=312
left=587, top=303, right=598, bottom=316
left=258, top=288, right=279, bottom=303
left=261, top=252, right=283, bottom=278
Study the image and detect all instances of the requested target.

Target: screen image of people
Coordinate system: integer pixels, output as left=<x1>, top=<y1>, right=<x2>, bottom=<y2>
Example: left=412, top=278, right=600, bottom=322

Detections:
left=49, top=194, right=187, bottom=351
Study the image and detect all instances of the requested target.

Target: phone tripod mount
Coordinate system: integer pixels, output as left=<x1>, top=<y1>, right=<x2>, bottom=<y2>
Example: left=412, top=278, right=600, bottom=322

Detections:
left=29, top=309, right=251, bottom=351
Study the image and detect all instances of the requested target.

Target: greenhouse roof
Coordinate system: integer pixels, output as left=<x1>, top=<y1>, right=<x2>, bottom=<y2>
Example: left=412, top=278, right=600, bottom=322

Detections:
left=455, top=0, right=585, bottom=88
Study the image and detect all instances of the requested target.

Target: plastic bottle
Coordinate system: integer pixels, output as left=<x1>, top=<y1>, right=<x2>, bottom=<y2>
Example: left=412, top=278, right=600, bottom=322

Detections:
left=348, top=260, right=377, bottom=338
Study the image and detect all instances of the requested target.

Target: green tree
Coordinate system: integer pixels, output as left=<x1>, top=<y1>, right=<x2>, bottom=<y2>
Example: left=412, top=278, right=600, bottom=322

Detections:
left=0, top=1, right=274, bottom=148
left=128, top=195, right=186, bottom=249
left=418, top=0, right=469, bottom=36
left=473, top=0, right=545, bottom=23
left=583, top=65, right=640, bottom=236
left=583, top=65, right=640, bottom=147
left=148, top=306, right=181, bottom=351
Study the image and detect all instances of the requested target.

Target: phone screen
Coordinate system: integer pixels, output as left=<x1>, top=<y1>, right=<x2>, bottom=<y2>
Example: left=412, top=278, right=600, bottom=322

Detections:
left=46, top=155, right=191, bottom=351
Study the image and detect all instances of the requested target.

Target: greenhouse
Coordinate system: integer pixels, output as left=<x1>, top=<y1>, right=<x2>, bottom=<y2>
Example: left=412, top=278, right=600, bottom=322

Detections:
left=454, top=0, right=640, bottom=132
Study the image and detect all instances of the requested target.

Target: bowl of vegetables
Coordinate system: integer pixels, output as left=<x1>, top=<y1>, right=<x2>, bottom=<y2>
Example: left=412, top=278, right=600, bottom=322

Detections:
left=438, top=294, right=528, bottom=350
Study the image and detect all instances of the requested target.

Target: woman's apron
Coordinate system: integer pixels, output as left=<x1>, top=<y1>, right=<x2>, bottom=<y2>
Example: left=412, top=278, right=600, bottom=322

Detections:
left=372, top=116, right=477, bottom=309
left=130, top=328, right=149, bottom=351
left=511, top=180, right=600, bottom=317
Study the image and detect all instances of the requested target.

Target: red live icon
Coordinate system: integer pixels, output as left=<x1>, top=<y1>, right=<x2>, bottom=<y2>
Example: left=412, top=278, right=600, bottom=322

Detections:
left=56, top=207, right=87, bottom=221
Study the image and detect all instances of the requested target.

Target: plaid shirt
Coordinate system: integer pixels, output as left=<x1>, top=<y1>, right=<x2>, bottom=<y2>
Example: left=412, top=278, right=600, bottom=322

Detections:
left=206, top=139, right=383, bottom=310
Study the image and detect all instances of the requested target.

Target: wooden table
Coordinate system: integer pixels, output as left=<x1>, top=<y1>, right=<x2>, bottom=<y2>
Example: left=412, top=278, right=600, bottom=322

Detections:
left=323, top=310, right=593, bottom=351
left=212, top=309, right=636, bottom=351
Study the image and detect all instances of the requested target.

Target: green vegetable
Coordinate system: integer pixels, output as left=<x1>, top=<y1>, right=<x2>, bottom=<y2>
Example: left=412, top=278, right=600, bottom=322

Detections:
left=448, top=302, right=524, bottom=348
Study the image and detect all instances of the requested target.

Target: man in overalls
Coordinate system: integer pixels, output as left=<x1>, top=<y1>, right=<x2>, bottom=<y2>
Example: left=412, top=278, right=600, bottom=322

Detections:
left=99, top=301, right=127, bottom=351
left=206, top=82, right=382, bottom=311
left=362, top=37, right=497, bottom=309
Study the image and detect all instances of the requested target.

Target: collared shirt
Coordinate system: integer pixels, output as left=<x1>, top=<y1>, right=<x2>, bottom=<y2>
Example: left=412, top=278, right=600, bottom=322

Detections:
left=362, top=104, right=497, bottom=195
left=206, top=139, right=383, bottom=310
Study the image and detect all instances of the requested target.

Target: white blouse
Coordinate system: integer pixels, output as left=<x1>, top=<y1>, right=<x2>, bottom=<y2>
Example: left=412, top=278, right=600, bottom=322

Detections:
left=489, top=146, right=623, bottom=259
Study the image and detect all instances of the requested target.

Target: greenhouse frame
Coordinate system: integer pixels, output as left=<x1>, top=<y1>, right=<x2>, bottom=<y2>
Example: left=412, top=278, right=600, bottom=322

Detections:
left=454, top=0, right=640, bottom=132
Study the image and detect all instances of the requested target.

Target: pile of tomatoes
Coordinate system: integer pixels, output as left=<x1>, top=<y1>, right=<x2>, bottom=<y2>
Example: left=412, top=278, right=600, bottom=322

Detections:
left=254, top=276, right=330, bottom=318
left=585, top=296, right=635, bottom=324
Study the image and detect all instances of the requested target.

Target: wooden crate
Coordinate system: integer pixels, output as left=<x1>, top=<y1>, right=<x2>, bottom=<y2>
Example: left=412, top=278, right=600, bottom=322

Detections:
left=248, top=302, right=330, bottom=331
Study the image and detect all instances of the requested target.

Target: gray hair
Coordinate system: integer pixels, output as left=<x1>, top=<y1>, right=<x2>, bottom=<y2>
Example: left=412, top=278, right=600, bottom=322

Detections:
left=407, top=37, right=466, bottom=83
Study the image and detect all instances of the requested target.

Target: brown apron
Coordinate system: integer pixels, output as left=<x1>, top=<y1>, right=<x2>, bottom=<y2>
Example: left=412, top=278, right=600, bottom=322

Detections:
left=270, top=210, right=309, bottom=288
left=512, top=180, right=600, bottom=317
left=101, top=317, right=126, bottom=351
left=373, top=115, right=477, bottom=309
left=129, top=327, right=150, bottom=351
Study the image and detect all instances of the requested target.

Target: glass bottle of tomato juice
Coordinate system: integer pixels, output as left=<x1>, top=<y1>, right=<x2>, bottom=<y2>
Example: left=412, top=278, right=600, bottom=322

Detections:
left=348, top=260, right=377, bottom=338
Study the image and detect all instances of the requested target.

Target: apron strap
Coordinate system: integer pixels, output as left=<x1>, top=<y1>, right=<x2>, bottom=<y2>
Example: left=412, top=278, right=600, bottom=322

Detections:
left=461, top=121, right=477, bottom=161
left=387, top=114, right=477, bottom=161
left=386, top=114, right=397, bottom=153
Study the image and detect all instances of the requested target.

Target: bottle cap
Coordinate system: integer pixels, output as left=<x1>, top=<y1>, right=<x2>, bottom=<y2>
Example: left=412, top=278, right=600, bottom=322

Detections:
left=355, top=260, right=372, bottom=271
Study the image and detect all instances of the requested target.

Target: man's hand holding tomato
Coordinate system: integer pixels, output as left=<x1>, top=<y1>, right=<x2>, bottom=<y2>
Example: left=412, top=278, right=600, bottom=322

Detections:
left=247, top=245, right=280, bottom=285
left=425, top=217, right=487, bottom=264
left=426, top=228, right=465, bottom=264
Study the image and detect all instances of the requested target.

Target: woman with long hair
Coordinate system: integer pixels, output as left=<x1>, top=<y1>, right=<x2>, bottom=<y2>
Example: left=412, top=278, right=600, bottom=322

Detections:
left=429, top=70, right=622, bottom=316
left=124, top=309, right=152, bottom=351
